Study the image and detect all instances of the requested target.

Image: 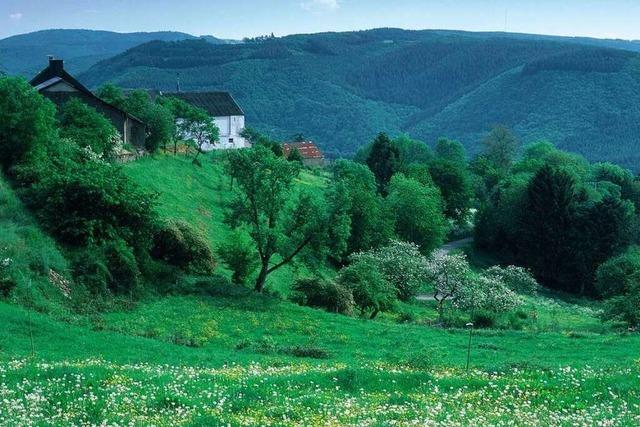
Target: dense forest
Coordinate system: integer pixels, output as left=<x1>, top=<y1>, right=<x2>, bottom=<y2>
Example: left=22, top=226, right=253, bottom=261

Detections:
left=0, top=29, right=231, bottom=76
left=65, top=28, right=640, bottom=170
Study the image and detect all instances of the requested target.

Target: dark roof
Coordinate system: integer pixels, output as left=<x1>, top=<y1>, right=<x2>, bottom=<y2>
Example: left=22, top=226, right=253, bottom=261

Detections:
left=30, top=58, right=144, bottom=125
left=30, top=59, right=94, bottom=96
left=283, top=142, right=324, bottom=160
left=164, top=92, right=244, bottom=117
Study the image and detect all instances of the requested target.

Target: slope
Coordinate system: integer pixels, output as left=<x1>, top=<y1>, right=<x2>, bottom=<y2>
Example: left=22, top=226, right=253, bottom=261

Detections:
left=0, top=29, right=230, bottom=76
left=77, top=29, right=640, bottom=168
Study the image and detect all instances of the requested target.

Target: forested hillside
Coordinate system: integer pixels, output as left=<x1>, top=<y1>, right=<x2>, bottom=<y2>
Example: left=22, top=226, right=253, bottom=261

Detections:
left=78, top=29, right=640, bottom=169
left=0, top=29, right=231, bottom=76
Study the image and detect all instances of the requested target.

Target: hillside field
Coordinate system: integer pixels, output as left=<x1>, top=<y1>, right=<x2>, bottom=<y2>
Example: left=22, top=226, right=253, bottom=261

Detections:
left=1, top=154, right=639, bottom=425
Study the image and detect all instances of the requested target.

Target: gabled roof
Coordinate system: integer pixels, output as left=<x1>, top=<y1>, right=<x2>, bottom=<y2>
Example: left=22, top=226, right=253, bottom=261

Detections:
left=30, top=58, right=144, bottom=125
left=283, top=141, right=324, bottom=160
left=164, top=92, right=244, bottom=117
left=30, top=59, right=94, bottom=97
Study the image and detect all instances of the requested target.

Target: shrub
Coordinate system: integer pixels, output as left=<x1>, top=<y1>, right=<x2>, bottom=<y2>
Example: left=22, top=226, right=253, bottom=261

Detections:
left=0, top=77, right=58, bottom=169
left=595, top=246, right=640, bottom=298
left=291, top=277, right=354, bottom=314
left=350, top=240, right=428, bottom=301
left=596, top=247, right=640, bottom=327
left=338, top=258, right=396, bottom=319
left=23, top=150, right=157, bottom=250
left=472, top=310, right=497, bottom=329
left=281, top=345, right=331, bottom=359
left=455, top=275, right=521, bottom=313
left=59, top=98, right=120, bottom=159
left=217, top=228, right=257, bottom=284
left=485, top=265, right=539, bottom=295
left=102, top=239, right=141, bottom=295
left=152, top=220, right=216, bottom=275
left=72, top=250, right=111, bottom=296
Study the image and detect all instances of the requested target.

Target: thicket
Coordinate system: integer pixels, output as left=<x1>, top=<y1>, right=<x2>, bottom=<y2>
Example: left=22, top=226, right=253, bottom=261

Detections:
left=0, top=77, right=214, bottom=308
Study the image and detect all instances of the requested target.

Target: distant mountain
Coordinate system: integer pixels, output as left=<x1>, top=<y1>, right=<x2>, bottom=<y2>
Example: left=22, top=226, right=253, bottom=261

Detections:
left=15, top=28, right=637, bottom=170
left=0, top=29, right=232, bottom=77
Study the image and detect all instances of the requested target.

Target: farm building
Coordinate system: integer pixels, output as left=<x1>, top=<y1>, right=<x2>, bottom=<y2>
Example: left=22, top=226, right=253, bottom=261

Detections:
left=283, top=141, right=325, bottom=167
left=164, top=92, right=249, bottom=150
left=30, top=57, right=146, bottom=148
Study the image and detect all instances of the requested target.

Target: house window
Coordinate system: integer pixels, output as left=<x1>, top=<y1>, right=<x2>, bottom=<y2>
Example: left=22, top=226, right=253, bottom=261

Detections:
left=229, top=138, right=234, bottom=143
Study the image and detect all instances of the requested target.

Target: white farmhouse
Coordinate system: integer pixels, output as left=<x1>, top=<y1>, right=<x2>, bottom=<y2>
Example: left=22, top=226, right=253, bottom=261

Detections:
left=167, top=92, right=249, bottom=150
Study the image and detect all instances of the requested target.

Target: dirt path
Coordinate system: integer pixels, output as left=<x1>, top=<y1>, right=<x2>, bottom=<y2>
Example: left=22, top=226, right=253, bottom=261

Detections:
left=416, top=237, right=473, bottom=302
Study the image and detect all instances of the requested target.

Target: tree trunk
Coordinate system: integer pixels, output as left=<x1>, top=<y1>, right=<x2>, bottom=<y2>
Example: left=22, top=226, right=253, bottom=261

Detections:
left=254, top=263, right=269, bottom=293
left=369, top=309, right=380, bottom=319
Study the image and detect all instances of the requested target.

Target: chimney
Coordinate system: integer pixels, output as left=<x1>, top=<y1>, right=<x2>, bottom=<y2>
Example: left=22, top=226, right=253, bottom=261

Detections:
left=48, top=57, right=64, bottom=74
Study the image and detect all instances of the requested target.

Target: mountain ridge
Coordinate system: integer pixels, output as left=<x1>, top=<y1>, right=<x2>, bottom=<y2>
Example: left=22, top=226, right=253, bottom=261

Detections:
left=0, top=28, right=234, bottom=76
left=76, top=28, right=640, bottom=169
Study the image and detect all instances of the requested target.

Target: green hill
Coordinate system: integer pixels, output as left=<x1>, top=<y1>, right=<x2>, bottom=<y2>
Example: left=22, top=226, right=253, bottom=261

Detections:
left=0, top=29, right=231, bottom=77
left=1, top=153, right=640, bottom=425
left=77, top=29, right=640, bottom=169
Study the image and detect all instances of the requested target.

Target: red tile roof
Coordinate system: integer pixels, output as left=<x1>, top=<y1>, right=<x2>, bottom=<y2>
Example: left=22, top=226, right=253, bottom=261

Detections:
left=283, top=141, right=324, bottom=159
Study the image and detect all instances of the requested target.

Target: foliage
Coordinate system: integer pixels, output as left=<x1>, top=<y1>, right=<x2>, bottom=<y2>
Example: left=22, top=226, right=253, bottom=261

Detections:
left=328, top=160, right=392, bottom=262
left=151, top=220, right=216, bottom=275
left=596, top=247, right=640, bottom=327
left=23, top=148, right=157, bottom=250
left=100, top=239, right=142, bottom=295
left=76, top=30, right=640, bottom=168
left=338, top=258, right=396, bottom=319
left=225, top=146, right=332, bottom=291
left=60, top=98, right=120, bottom=159
left=241, top=128, right=283, bottom=156
left=104, top=88, right=175, bottom=153
left=365, top=132, right=400, bottom=194
left=428, top=158, right=473, bottom=224
left=386, top=174, right=448, bottom=254
left=217, top=227, right=258, bottom=285
left=425, top=252, right=472, bottom=322
left=455, top=275, right=521, bottom=314
left=287, top=147, right=304, bottom=164
left=434, top=138, right=466, bottom=164
left=162, top=96, right=219, bottom=160
left=0, top=77, right=57, bottom=169
left=484, top=265, right=539, bottom=296
left=481, top=125, right=519, bottom=172
left=290, top=277, right=354, bottom=314
left=351, top=240, right=427, bottom=301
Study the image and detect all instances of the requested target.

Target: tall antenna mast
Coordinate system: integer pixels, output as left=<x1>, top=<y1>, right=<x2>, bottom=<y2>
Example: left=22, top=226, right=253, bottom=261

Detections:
left=176, top=72, right=181, bottom=93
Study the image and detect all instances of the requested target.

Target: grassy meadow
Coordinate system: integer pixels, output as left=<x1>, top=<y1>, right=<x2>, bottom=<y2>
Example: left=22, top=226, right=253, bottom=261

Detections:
left=1, top=153, right=639, bottom=425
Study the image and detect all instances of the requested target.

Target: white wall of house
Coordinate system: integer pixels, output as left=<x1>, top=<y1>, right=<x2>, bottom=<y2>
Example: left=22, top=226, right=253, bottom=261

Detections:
left=206, top=115, right=248, bottom=150
left=177, top=114, right=249, bottom=151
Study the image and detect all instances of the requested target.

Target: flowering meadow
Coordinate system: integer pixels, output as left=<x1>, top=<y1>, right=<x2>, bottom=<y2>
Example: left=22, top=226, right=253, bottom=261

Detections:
left=0, top=357, right=638, bottom=426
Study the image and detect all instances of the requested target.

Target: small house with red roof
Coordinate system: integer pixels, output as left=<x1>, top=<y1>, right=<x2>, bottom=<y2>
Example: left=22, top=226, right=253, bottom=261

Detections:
left=283, top=141, right=325, bottom=167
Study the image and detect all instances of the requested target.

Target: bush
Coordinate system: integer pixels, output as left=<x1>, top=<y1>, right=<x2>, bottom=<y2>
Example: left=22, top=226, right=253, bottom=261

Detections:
left=350, top=240, right=428, bottom=301
left=152, top=220, right=216, bottom=275
left=281, top=345, right=331, bottom=359
left=338, top=259, right=396, bottom=319
left=485, top=265, right=539, bottom=295
left=102, top=240, right=141, bottom=295
left=471, top=310, right=497, bottom=328
left=0, top=77, right=58, bottom=169
left=217, top=228, right=257, bottom=284
left=455, top=275, right=521, bottom=313
left=60, top=98, right=120, bottom=159
left=23, top=149, right=157, bottom=250
left=595, top=247, right=640, bottom=298
left=291, top=277, right=354, bottom=314
left=596, top=247, right=640, bottom=327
